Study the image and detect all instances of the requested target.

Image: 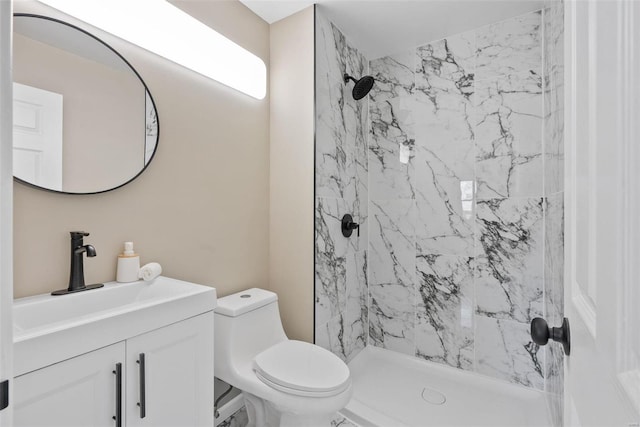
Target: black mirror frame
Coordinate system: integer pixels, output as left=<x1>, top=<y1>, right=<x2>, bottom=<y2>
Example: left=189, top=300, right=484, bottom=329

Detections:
left=12, top=13, right=160, bottom=195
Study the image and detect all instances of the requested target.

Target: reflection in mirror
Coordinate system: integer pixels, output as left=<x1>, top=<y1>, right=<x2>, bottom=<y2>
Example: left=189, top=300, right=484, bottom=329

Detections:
left=12, top=14, right=159, bottom=194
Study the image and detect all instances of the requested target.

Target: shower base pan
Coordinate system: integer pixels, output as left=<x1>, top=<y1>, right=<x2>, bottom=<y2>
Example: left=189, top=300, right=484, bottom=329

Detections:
left=341, top=346, right=550, bottom=427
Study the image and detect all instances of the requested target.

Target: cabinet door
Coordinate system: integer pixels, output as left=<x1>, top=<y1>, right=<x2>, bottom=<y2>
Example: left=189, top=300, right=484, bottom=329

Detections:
left=13, top=342, right=125, bottom=427
left=126, top=312, right=214, bottom=427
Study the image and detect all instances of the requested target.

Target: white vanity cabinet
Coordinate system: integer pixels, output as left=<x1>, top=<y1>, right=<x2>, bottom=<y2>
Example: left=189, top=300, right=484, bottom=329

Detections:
left=13, top=312, right=214, bottom=427
left=126, top=312, right=214, bottom=426
left=13, top=342, right=125, bottom=427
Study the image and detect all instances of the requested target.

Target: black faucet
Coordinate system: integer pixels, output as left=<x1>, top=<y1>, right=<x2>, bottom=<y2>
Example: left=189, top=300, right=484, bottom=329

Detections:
left=52, top=231, right=104, bottom=296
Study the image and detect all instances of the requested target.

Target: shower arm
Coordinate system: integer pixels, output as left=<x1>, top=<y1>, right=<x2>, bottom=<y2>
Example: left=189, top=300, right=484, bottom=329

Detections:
left=344, top=74, right=357, bottom=84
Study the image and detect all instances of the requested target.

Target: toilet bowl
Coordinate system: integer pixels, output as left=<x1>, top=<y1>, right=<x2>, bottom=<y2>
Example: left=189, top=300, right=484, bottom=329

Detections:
left=214, top=288, right=352, bottom=427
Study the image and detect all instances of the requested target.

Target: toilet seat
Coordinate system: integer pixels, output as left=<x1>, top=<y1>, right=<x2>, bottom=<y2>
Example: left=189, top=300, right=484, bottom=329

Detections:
left=253, top=340, right=351, bottom=397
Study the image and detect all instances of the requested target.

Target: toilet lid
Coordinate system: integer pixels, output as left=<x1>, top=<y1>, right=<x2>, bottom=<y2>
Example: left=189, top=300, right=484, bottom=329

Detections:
left=253, top=340, right=350, bottom=395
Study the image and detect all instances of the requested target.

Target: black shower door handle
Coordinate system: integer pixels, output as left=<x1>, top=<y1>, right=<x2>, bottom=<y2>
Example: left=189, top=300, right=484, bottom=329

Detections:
left=530, top=317, right=571, bottom=356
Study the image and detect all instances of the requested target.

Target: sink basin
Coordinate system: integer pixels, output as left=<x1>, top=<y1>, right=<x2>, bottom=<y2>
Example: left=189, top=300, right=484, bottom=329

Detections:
left=13, top=276, right=217, bottom=376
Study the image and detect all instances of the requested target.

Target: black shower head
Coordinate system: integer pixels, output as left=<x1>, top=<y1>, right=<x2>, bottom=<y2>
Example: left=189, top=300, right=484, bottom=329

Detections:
left=344, top=74, right=374, bottom=100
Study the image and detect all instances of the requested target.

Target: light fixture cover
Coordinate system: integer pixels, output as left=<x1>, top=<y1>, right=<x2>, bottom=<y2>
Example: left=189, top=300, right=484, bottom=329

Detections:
left=38, top=0, right=267, bottom=99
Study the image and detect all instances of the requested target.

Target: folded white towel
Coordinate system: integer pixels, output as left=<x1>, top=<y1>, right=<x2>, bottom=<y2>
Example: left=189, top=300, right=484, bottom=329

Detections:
left=139, top=262, right=162, bottom=282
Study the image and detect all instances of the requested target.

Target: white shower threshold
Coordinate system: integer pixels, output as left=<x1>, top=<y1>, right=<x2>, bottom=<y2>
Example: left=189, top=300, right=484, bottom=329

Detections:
left=340, top=346, right=550, bottom=427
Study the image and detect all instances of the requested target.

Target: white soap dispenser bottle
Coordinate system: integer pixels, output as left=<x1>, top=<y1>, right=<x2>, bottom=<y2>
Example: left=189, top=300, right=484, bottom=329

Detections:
left=116, top=241, right=140, bottom=283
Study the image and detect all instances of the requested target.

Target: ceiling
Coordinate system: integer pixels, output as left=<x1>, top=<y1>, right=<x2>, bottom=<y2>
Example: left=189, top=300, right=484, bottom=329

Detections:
left=239, top=0, right=546, bottom=59
left=239, top=0, right=316, bottom=24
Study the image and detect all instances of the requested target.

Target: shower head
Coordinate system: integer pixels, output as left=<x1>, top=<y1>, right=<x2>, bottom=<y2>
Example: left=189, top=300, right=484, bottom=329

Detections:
left=344, top=74, right=374, bottom=100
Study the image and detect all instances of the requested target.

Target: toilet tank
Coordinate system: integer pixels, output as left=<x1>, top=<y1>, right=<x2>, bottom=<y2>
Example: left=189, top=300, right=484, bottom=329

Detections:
left=214, top=289, right=288, bottom=378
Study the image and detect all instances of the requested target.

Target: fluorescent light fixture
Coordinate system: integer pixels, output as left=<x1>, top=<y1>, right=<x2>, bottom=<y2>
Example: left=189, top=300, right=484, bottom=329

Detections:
left=38, top=0, right=267, bottom=99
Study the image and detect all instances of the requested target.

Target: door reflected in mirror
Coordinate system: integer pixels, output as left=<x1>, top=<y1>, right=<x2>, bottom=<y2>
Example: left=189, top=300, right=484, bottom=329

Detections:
left=12, top=14, right=159, bottom=194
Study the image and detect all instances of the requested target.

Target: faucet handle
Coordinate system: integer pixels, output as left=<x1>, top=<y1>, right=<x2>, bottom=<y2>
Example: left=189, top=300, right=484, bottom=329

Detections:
left=70, top=231, right=90, bottom=238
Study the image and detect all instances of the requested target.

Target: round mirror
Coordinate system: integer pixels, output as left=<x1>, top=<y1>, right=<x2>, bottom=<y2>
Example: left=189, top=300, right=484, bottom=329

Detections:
left=12, top=14, right=159, bottom=194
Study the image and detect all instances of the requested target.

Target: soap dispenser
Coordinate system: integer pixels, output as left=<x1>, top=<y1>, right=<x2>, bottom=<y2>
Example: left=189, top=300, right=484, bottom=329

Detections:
left=116, top=242, right=140, bottom=283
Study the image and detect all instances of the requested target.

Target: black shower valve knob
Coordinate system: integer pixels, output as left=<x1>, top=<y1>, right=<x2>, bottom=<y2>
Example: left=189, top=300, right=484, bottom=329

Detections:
left=341, top=214, right=360, bottom=238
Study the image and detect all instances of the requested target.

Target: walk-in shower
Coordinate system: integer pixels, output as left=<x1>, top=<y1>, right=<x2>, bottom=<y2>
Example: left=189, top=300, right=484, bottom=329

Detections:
left=315, top=1, right=565, bottom=426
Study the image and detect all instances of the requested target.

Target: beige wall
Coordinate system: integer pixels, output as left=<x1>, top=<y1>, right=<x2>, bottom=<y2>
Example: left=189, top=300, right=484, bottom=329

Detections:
left=13, top=33, right=145, bottom=193
left=13, top=1, right=270, bottom=300
left=268, top=7, right=315, bottom=342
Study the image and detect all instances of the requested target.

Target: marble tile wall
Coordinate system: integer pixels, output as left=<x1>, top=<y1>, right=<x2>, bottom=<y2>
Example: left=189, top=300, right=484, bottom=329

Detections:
left=314, top=10, right=369, bottom=363
left=365, top=10, right=548, bottom=391
left=314, top=5, right=564, bottom=405
left=542, top=1, right=565, bottom=426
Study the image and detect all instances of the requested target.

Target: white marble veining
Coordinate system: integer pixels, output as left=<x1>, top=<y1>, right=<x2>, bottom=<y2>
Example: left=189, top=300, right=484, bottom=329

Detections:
left=542, top=2, right=565, bottom=424
left=315, top=197, right=349, bottom=327
left=475, top=316, right=544, bottom=390
left=544, top=108, right=564, bottom=196
left=475, top=197, right=544, bottom=323
left=367, top=10, right=547, bottom=389
left=369, top=284, right=415, bottom=356
left=343, top=250, right=368, bottom=360
left=415, top=31, right=475, bottom=95
left=315, top=17, right=348, bottom=200
left=414, top=183, right=475, bottom=257
left=368, top=200, right=416, bottom=355
left=415, top=254, right=474, bottom=370
left=315, top=314, right=346, bottom=362
left=369, top=97, right=416, bottom=200
left=369, top=50, right=414, bottom=103
left=316, top=14, right=368, bottom=203
left=353, top=108, right=369, bottom=253
left=476, top=11, right=542, bottom=80
left=543, top=0, right=564, bottom=198
left=346, top=49, right=370, bottom=254
left=414, top=32, right=476, bottom=257
left=544, top=194, right=564, bottom=325
left=368, top=200, right=416, bottom=288
left=543, top=0, right=564, bottom=118
left=315, top=12, right=369, bottom=363
left=475, top=71, right=543, bottom=200
left=317, top=251, right=369, bottom=362
left=316, top=7, right=562, bottom=397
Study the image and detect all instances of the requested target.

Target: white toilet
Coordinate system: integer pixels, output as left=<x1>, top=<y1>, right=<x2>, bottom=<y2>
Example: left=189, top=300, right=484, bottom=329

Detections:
left=214, top=288, right=352, bottom=427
